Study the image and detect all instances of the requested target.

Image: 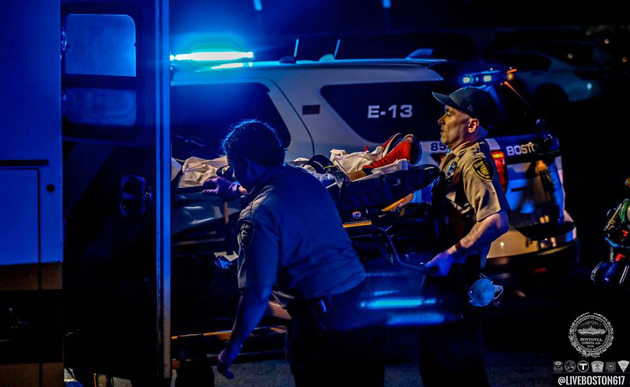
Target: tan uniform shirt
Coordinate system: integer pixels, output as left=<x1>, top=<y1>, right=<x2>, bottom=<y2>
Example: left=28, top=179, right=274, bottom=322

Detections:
left=432, top=140, right=509, bottom=267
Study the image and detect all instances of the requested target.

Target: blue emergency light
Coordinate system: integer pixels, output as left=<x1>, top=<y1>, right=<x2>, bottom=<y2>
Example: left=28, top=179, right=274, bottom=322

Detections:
left=170, top=51, right=254, bottom=62
left=461, top=69, right=506, bottom=86
left=210, top=62, right=254, bottom=70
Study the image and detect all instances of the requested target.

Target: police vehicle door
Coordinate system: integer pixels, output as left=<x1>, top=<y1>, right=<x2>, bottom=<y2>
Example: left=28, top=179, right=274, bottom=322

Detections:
left=61, top=0, right=171, bottom=383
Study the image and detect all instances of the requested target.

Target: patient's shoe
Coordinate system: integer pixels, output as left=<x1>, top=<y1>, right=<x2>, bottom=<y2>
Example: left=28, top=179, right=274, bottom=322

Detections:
left=380, top=133, right=401, bottom=157
left=367, top=132, right=402, bottom=158
left=362, top=134, right=420, bottom=170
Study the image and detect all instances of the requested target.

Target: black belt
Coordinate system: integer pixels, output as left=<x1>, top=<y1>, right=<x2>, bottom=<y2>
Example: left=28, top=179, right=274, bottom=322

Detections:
left=289, top=279, right=367, bottom=317
left=317, top=279, right=369, bottom=311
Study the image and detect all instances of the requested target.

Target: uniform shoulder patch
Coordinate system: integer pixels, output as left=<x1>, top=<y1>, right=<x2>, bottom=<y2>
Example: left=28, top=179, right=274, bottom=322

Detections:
left=472, top=158, right=495, bottom=181
left=238, top=220, right=255, bottom=250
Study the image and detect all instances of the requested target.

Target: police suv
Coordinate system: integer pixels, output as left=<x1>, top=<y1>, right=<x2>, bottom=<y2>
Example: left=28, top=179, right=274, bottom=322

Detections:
left=170, top=55, right=578, bottom=287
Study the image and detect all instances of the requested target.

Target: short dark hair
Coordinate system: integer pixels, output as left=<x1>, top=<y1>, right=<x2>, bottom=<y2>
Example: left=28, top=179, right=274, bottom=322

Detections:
left=222, top=120, right=285, bottom=167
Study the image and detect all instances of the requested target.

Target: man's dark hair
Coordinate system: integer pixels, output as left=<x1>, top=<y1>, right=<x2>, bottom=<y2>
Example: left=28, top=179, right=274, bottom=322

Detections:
left=222, top=120, right=285, bottom=167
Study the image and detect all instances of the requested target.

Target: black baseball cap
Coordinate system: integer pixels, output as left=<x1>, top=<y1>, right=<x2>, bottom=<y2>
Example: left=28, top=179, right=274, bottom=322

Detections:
left=432, top=87, right=498, bottom=128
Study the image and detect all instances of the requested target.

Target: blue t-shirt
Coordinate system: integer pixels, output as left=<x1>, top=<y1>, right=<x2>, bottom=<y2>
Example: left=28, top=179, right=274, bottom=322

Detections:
left=237, top=164, right=365, bottom=299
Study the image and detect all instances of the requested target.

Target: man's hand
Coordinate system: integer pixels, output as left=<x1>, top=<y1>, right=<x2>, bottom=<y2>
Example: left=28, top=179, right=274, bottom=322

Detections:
left=425, top=251, right=455, bottom=277
left=217, top=342, right=241, bottom=380
left=218, top=288, right=272, bottom=380
left=202, top=176, right=242, bottom=199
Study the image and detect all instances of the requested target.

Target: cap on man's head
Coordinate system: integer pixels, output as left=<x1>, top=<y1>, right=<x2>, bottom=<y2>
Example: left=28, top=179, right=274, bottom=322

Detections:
left=432, top=87, right=498, bottom=128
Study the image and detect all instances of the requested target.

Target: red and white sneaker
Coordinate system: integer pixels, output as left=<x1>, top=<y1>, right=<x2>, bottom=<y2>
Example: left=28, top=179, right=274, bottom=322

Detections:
left=362, top=134, right=420, bottom=170
left=379, top=133, right=402, bottom=159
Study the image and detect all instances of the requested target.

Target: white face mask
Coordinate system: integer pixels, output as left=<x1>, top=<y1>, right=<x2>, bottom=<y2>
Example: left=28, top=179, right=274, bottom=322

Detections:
left=468, top=276, right=503, bottom=307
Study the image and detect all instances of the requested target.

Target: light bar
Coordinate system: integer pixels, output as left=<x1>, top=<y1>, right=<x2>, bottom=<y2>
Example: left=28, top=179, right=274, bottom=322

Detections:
left=461, top=70, right=506, bottom=86
left=171, top=51, right=254, bottom=62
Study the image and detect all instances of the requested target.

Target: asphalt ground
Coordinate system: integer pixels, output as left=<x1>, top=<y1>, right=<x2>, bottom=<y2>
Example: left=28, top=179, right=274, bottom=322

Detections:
left=205, top=352, right=549, bottom=387
left=201, top=266, right=629, bottom=387
left=90, top=266, right=627, bottom=386
left=94, top=352, right=549, bottom=387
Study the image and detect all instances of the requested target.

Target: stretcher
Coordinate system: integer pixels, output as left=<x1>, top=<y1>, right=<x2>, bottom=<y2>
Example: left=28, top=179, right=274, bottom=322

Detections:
left=170, top=164, right=471, bottom=376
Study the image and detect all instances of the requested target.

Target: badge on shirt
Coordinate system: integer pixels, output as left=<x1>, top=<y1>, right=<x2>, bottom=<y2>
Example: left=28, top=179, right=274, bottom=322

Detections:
left=238, top=220, right=255, bottom=250
left=445, top=161, right=458, bottom=180
left=472, top=159, right=494, bottom=181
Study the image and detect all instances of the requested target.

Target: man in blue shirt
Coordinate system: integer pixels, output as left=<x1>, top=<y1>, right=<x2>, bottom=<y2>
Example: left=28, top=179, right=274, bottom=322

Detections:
left=214, top=120, right=384, bottom=386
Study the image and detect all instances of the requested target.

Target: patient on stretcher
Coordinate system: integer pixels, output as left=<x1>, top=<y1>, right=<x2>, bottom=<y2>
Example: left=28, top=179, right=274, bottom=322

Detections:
left=171, top=132, right=421, bottom=190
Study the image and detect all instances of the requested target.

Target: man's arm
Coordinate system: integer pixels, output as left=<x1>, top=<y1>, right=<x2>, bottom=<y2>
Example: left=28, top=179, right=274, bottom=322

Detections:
left=217, top=286, right=272, bottom=378
left=219, top=205, right=279, bottom=378
left=426, top=210, right=509, bottom=276
left=447, top=210, right=509, bottom=259
left=202, top=176, right=248, bottom=198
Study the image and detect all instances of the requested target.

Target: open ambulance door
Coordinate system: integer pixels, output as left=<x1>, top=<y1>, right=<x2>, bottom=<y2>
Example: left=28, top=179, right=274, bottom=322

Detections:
left=61, top=0, right=171, bottom=384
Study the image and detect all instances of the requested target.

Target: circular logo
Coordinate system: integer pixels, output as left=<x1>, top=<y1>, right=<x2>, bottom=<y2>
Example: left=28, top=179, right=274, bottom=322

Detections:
left=564, top=360, right=577, bottom=372
left=472, top=159, right=494, bottom=181
left=578, top=360, right=590, bottom=372
left=569, top=313, right=614, bottom=358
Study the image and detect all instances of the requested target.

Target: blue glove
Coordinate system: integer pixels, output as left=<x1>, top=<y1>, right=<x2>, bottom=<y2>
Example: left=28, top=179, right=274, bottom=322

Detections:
left=202, top=176, right=242, bottom=199
left=425, top=251, right=454, bottom=277
left=217, top=343, right=240, bottom=379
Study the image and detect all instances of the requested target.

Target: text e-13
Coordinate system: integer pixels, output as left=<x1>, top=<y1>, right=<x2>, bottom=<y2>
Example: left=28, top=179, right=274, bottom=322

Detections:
left=368, top=104, right=413, bottom=119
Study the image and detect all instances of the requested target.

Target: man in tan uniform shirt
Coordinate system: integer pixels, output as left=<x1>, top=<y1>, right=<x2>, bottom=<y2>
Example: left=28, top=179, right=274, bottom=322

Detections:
left=419, top=87, right=510, bottom=387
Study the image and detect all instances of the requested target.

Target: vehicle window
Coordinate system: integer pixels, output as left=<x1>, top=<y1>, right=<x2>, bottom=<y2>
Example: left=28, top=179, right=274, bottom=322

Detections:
left=62, top=13, right=140, bottom=138
left=65, top=88, right=136, bottom=126
left=320, top=82, right=443, bottom=142
left=171, top=83, right=290, bottom=159
left=64, top=14, right=136, bottom=77
left=489, top=53, right=551, bottom=71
